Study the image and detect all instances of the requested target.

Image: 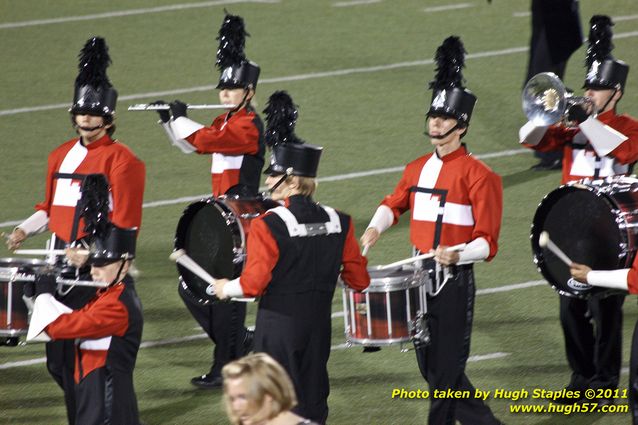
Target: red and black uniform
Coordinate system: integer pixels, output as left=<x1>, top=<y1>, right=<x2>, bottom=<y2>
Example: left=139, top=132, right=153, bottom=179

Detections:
left=525, top=110, right=638, bottom=184
left=183, top=107, right=265, bottom=197
left=526, top=111, right=638, bottom=396
left=232, top=195, right=369, bottom=424
left=36, top=134, right=145, bottom=243
left=379, top=144, right=502, bottom=425
left=34, top=134, right=145, bottom=425
left=171, top=106, right=265, bottom=382
left=28, top=277, right=143, bottom=425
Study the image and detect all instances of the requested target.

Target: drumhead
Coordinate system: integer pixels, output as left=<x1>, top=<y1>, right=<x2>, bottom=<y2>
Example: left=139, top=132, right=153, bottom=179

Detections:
left=175, top=199, right=238, bottom=304
left=531, top=185, right=625, bottom=297
left=365, top=266, right=428, bottom=292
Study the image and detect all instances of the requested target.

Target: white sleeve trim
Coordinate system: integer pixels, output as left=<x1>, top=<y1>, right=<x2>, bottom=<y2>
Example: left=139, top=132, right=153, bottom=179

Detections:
left=18, top=210, right=49, bottom=236
left=457, top=237, right=489, bottom=264
left=586, top=269, right=629, bottom=291
left=223, top=278, right=245, bottom=298
left=368, top=205, right=394, bottom=234
left=171, top=116, right=205, bottom=140
left=519, top=121, right=549, bottom=146
left=26, top=293, right=73, bottom=342
left=161, top=122, right=197, bottom=154
left=579, top=116, right=628, bottom=157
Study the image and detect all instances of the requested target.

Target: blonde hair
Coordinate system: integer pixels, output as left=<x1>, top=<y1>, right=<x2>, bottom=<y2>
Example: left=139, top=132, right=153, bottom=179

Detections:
left=222, top=353, right=297, bottom=425
left=290, top=176, right=317, bottom=196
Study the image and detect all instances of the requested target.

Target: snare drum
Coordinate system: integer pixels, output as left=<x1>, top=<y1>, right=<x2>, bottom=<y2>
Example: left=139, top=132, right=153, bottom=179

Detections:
left=342, top=266, right=429, bottom=346
left=0, top=258, right=46, bottom=338
left=532, top=176, right=638, bottom=298
left=174, top=196, right=279, bottom=304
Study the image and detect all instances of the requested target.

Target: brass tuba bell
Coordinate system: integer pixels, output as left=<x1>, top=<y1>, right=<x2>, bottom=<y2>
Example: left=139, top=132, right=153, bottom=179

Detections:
left=522, top=72, right=593, bottom=126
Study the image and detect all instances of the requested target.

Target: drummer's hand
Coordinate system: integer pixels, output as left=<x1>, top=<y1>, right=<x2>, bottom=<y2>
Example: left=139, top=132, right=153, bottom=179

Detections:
left=5, top=228, right=27, bottom=251
left=215, top=278, right=230, bottom=300
left=570, top=263, right=591, bottom=283
left=434, top=245, right=460, bottom=266
left=360, top=228, right=380, bottom=249
left=65, top=247, right=89, bottom=268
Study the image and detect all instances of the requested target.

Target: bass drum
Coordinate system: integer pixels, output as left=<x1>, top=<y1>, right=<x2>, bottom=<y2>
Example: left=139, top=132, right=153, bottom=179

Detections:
left=531, top=176, right=638, bottom=298
left=174, top=196, right=278, bottom=304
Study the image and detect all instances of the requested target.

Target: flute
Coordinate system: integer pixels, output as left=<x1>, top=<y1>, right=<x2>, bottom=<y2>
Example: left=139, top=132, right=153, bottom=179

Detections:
left=128, top=104, right=236, bottom=111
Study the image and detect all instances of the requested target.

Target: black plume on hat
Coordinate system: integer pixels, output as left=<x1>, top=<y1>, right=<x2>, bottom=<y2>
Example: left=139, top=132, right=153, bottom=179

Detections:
left=216, top=12, right=248, bottom=71
left=586, top=15, right=614, bottom=69
left=75, top=37, right=113, bottom=89
left=429, top=36, right=467, bottom=91
left=263, top=91, right=304, bottom=148
left=78, top=174, right=111, bottom=238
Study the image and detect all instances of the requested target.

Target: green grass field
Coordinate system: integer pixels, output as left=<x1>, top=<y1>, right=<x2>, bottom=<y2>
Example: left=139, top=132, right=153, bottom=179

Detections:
left=2, top=0, right=638, bottom=423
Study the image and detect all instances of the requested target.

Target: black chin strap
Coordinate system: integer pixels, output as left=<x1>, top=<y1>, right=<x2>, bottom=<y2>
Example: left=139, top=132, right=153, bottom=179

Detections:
left=268, top=174, right=289, bottom=194
left=109, top=259, right=127, bottom=287
left=77, top=124, right=104, bottom=132
left=229, top=89, right=251, bottom=115
left=426, top=123, right=460, bottom=140
left=598, top=87, right=618, bottom=115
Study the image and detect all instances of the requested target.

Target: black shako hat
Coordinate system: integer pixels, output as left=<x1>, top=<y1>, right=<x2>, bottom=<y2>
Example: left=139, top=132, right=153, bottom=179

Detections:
left=427, top=36, right=476, bottom=126
left=262, top=91, right=322, bottom=178
left=215, top=12, right=260, bottom=90
left=583, top=15, right=629, bottom=90
left=70, top=37, right=118, bottom=116
left=77, top=174, right=136, bottom=266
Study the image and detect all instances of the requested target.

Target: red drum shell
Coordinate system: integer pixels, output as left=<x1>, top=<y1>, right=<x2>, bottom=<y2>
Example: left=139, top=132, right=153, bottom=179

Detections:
left=0, top=258, right=46, bottom=337
left=342, top=267, right=428, bottom=345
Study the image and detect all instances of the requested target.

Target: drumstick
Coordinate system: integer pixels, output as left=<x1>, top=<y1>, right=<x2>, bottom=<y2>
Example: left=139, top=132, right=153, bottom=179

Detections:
left=15, top=249, right=90, bottom=256
left=539, top=231, right=573, bottom=266
left=362, top=245, right=370, bottom=256
left=379, top=243, right=467, bottom=270
left=169, top=249, right=255, bottom=302
left=169, top=249, right=217, bottom=286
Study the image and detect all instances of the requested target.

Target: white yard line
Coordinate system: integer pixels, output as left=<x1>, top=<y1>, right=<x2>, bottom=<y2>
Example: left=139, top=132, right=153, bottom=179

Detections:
left=423, top=3, right=474, bottom=13
left=334, top=0, right=382, bottom=7
left=0, top=148, right=530, bottom=229
left=4, top=26, right=637, bottom=117
left=0, top=278, right=546, bottom=370
left=0, top=0, right=279, bottom=30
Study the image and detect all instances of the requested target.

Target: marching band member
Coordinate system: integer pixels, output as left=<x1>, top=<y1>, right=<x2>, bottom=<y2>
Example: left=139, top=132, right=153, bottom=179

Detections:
left=520, top=15, right=638, bottom=404
left=570, top=257, right=638, bottom=423
left=215, top=91, right=370, bottom=424
left=6, top=38, right=145, bottom=425
left=153, top=12, right=264, bottom=389
left=27, top=220, right=143, bottom=425
left=222, top=353, right=321, bottom=425
left=154, top=11, right=264, bottom=198
left=360, top=37, right=503, bottom=425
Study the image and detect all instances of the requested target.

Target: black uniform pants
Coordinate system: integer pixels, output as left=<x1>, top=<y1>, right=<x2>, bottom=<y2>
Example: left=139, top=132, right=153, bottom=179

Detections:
left=46, top=284, right=96, bottom=425
left=178, top=284, right=246, bottom=377
left=414, top=266, right=499, bottom=425
left=559, top=293, right=624, bottom=390
left=254, top=292, right=333, bottom=425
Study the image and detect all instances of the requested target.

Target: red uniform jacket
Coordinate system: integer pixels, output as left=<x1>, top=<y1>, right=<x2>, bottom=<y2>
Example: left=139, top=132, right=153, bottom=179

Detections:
left=185, top=107, right=265, bottom=197
left=35, top=134, right=145, bottom=243
left=381, top=145, right=502, bottom=258
left=526, top=110, right=638, bottom=184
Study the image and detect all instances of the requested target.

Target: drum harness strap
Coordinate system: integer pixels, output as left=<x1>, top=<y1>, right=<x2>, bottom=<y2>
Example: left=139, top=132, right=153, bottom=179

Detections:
left=268, top=205, right=342, bottom=237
